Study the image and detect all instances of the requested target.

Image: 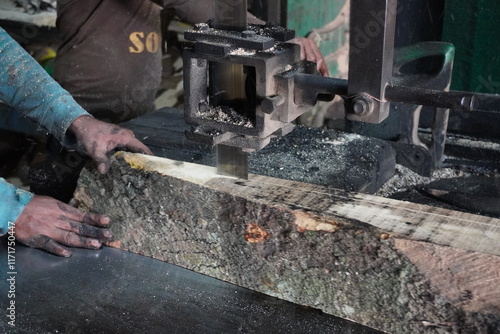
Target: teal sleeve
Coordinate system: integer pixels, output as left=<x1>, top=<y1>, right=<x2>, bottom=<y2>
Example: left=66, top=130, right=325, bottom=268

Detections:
left=0, top=178, right=34, bottom=236
left=0, top=27, right=90, bottom=144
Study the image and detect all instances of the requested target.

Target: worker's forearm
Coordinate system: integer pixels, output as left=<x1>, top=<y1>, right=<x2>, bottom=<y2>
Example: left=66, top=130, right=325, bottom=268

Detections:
left=0, top=27, right=89, bottom=144
left=0, top=178, right=34, bottom=236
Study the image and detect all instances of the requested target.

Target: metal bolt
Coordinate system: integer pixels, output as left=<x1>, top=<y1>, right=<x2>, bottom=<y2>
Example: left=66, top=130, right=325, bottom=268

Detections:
left=460, top=95, right=476, bottom=111
left=352, top=94, right=374, bottom=116
left=261, top=95, right=284, bottom=114
left=352, top=100, right=368, bottom=115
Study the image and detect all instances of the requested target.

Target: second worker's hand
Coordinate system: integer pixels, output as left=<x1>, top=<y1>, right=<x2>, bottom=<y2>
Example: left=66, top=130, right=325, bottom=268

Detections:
left=68, top=115, right=153, bottom=174
left=290, top=37, right=329, bottom=77
left=14, top=195, right=113, bottom=257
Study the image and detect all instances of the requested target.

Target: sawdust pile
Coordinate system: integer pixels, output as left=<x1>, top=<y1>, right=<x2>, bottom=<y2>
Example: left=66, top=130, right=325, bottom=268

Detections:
left=376, top=163, right=499, bottom=197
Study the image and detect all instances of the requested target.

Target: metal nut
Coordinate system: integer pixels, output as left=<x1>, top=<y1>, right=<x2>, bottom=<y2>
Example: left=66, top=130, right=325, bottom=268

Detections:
left=352, top=94, right=375, bottom=116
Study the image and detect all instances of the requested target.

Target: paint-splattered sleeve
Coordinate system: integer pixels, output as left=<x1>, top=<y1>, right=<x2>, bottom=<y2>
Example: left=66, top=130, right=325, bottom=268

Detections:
left=0, top=27, right=90, bottom=144
left=0, top=178, right=34, bottom=236
left=0, top=27, right=92, bottom=234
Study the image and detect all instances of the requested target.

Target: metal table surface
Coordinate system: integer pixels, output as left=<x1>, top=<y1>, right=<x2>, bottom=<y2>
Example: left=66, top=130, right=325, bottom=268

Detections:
left=0, top=242, right=381, bottom=334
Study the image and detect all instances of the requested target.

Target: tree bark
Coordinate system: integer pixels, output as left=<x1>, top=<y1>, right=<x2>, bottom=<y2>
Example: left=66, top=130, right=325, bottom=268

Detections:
left=74, top=152, right=500, bottom=334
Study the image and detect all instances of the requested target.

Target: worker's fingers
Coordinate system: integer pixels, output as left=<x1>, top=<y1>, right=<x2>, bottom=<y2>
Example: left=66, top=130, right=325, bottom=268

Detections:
left=69, top=116, right=154, bottom=174
left=92, top=151, right=111, bottom=174
left=14, top=195, right=113, bottom=257
left=317, top=59, right=329, bottom=77
left=303, top=38, right=318, bottom=62
left=310, top=39, right=323, bottom=61
left=53, top=230, right=103, bottom=250
left=305, top=39, right=329, bottom=77
left=56, top=201, right=111, bottom=227
left=119, top=127, right=135, bottom=137
left=83, top=211, right=111, bottom=227
left=292, top=37, right=316, bottom=62
left=27, top=232, right=103, bottom=257
left=27, top=226, right=105, bottom=250
left=25, top=235, right=72, bottom=257
left=87, top=133, right=151, bottom=173
left=122, top=138, right=153, bottom=156
left=290, top=37, right=329, bottom=77
left=65, top=220, right=113, bottom=240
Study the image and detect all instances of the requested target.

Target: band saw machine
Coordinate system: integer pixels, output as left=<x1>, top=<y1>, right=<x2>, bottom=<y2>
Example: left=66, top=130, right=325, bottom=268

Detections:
left=182, top=0, right=500, bottom=180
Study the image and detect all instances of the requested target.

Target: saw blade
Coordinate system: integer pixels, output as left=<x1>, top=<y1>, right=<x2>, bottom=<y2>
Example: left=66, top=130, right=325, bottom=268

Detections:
left=216, top=144, right=248, bottom=179
left=212, top=0, right=249, bottom=179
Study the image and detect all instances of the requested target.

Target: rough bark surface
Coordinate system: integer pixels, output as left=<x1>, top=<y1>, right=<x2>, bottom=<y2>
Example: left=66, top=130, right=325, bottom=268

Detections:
left=74, top=153, right=500, bottom=334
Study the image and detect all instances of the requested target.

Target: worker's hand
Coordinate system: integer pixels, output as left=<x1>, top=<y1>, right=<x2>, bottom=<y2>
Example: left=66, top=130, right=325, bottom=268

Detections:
left=14, top=195, right=112, bottom=257
left=290, top=37, right=329, bottom=77
left=68, top=115, right=153, bottom=174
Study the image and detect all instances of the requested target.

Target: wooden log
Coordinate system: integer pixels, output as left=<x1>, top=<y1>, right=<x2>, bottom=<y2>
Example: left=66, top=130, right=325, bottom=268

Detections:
left=74, top=152, right=500, bottom=334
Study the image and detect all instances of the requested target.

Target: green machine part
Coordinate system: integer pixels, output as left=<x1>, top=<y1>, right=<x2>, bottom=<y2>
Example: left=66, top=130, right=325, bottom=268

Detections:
left=285, top=0, right=500, bottom=95
left=286, top=0, right=348, bottom=78
left=442, top=0, right=500, bottom=94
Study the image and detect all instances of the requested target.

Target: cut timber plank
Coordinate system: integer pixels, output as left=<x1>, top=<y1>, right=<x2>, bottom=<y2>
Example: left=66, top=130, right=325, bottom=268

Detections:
left=85, top=153, right=500, bottom=256
left=74, top=152, right=500, bottom=334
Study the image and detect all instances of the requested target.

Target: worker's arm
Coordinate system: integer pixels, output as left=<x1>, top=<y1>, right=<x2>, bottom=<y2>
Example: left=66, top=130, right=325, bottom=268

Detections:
left=289, top=37, right=329, bottom=76
left=0, top=179, right=110, bottom=257
left=0, top=27, right=86, bottom=240
left=0, top=27, right=88, bottom=144
left=0, top=26, right=152, bottom=174
left=10, top=115, right=152, bottom=256
left=0, top=27, right=152, bottom=256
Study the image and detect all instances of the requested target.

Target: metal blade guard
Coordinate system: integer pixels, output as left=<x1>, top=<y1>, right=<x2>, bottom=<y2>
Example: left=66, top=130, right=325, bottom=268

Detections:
left=183, top=22, right=332, bottom=152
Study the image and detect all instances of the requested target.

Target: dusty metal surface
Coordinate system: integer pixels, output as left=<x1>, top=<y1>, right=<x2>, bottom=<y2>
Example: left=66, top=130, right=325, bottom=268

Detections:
left=0, top=242, right=381, bottom=334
